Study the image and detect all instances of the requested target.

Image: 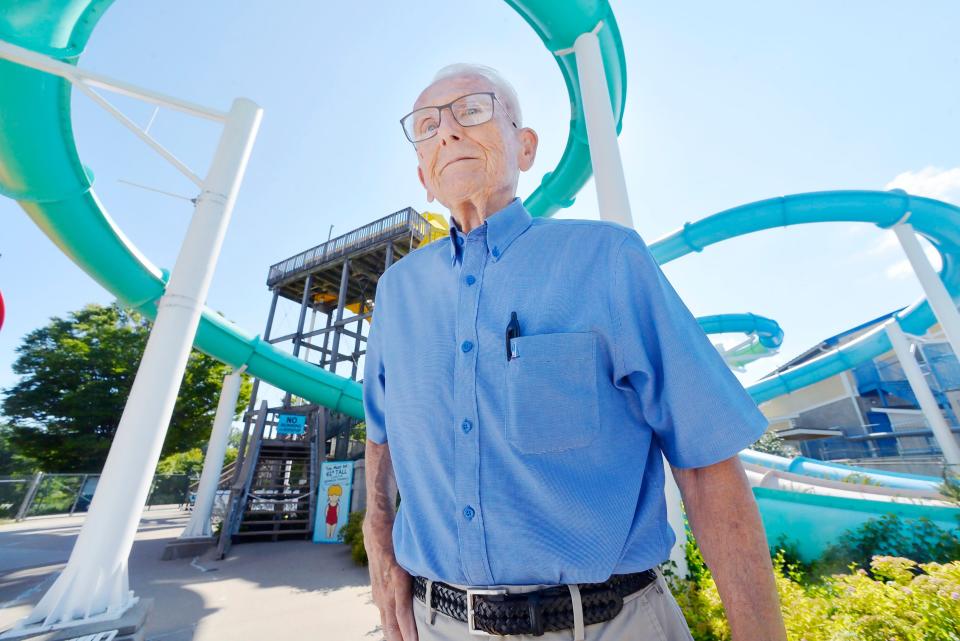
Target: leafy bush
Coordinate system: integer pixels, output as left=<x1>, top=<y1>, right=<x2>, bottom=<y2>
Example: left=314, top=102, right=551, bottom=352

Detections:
left=751, top=430, right=797, bottom=457
left=817, top=514, right=960, bottom=575
left=157, top=449, right=205, bottom=477
left=940, top=470, right=960, bottom=507
left=666, top=517, right=960, bottom=641
left=27, top=475, right=85, bottom=516
left=339, top=509, right=368, bottom=566
left=156, top=447, right=238, bottom=477
left=841, top=472, right=882, bottom=486
left=668, top=547, right=960, bottom=640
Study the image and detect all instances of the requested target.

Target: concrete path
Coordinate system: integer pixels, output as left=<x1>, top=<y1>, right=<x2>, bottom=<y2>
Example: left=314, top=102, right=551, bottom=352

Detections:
left=0, top=506, right=384, bottom=640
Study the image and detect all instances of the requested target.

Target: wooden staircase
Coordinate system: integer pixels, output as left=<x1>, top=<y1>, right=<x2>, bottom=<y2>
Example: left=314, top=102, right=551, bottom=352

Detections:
left=234, top=439, right=314, bottom=541
left=216, top=402, right=326, bottom=558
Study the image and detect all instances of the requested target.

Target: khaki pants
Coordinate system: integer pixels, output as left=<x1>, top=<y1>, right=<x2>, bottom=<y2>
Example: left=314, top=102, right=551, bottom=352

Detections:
left=412, top=568, right=694, bottom=641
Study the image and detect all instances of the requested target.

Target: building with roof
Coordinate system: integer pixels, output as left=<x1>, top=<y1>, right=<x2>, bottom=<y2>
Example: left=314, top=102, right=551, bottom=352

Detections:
left=757, top=310, right=960, bottom=476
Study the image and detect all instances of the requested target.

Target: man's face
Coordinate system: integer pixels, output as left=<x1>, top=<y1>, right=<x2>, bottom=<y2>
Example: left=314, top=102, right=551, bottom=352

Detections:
left=412, top=74, right=535, bottom=208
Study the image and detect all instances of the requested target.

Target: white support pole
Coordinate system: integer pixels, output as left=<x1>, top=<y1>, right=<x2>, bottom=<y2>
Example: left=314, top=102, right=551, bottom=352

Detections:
left=572, top=26, right=634, bottom=230
left=893, top=223, right=960, bottom=362
left=572, top=25, right=684, bottom=577
left=179, top=369, right=245, bottom=539
left=6, top=98, right=262, bottom=636
left=886, top=320, right=960, bottom=468
left=0, top=39, right=228, bottom=122
left=661, top=464, right=689, bottom=576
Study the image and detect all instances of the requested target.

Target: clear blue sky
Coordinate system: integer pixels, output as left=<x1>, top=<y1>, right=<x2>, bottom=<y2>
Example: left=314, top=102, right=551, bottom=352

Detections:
left=2, top=1, right=959, bottom=404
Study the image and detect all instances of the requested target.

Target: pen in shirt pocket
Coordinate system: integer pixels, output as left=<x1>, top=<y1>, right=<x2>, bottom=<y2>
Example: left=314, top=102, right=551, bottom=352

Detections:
left=505, top=311, right=520, bottom=361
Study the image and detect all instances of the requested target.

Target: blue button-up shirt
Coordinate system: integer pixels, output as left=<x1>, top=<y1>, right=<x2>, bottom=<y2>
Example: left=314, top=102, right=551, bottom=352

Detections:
left=362, top=197, right=767, bottom=586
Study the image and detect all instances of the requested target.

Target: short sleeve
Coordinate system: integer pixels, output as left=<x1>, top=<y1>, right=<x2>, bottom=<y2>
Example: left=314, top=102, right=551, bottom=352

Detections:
left=608, top=230, right=768, bottom=468
left=362, top=274, right=389, bottom=445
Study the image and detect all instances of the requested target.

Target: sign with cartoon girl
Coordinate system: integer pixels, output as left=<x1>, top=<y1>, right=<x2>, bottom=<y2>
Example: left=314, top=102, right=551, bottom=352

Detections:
left=313, top=460, right=354, bottom=543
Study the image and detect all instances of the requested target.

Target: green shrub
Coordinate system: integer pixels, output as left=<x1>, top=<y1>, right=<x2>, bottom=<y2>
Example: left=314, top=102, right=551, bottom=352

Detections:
left=339, top=510, right=368, bottom=566
left=841, top=472, right=882, bottom=486
left=751, top=430, right=796, bottom=457
left=668, top=524, right=960, bottom=641
left=768, top=533, right=816, bottom=582
left=818, top=514, right=960, bottom=575
left=940, top=470, right=960, bottom=507
left=156, top=449, right=206, bottom=476
left=156, top=447, right=238, bottom=477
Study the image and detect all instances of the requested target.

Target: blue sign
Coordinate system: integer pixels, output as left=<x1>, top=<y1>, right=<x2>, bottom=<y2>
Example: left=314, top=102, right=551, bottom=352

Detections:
left=277, top=413, right=306, bottom=435
left=313, top=461, right=354, bottom=544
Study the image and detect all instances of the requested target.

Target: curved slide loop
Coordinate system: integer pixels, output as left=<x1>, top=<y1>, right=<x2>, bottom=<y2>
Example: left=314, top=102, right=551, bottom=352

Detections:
left=3, top=3, right=960, bottom=495
left=699, top=312, right=784, bottom=350
left=698, top=313, right=784, bottom=370
left=0, top=0, right=628, bottom=420
left=649, top=191, right=960, bottom=404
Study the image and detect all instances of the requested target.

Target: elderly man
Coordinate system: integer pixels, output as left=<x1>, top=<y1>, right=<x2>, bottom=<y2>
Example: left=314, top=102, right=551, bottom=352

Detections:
left=362, top=63, right=787, bottom=641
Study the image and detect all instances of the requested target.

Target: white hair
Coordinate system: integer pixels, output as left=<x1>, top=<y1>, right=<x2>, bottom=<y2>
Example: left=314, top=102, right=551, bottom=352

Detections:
left=431, top=63, right=523, bottom=127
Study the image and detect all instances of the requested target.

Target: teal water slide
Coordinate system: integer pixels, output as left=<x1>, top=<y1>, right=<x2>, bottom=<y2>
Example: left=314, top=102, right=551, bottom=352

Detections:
left=2, top=0, right=958, bottom=562
left=699, top=313, right=783, bottom=370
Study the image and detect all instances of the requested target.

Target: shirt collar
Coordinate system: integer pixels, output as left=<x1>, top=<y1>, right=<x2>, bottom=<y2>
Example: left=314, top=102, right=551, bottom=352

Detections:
left=447, top=197, right=532, bottom=266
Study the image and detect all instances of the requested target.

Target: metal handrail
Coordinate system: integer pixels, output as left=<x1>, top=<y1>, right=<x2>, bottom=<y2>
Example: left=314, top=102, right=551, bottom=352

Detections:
left=189, top=460, right=236, bottom=494
left=266, top=207, right=429, bottom=287
left=217, top=400, right=268, bottom=559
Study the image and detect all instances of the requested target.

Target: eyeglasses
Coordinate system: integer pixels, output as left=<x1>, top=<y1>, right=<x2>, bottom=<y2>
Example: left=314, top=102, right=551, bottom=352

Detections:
left=400, top=92, right=517, bottom=144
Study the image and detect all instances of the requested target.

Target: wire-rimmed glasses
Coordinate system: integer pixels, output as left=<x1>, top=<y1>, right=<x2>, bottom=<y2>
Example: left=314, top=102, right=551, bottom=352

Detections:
left=400, top=92, right=517, bottom=144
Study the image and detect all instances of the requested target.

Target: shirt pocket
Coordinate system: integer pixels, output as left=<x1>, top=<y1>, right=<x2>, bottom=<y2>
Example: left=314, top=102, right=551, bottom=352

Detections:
left=504, top=331, right=601, bottom=454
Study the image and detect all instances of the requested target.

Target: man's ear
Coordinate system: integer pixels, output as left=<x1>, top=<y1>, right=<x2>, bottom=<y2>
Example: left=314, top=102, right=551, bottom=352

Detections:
left=518, top=127, right=539, bottom=172
left=417, top=166, right=435, bottom=203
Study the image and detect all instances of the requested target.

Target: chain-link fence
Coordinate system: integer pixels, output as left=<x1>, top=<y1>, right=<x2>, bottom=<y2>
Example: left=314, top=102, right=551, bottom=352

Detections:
left=0, top=472, right=195, bottom=521
left=0, top=478, right=31, bottom=519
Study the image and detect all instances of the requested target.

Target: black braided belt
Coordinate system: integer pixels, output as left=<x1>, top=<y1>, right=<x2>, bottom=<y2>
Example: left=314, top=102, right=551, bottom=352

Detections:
left=413, top=568, right=658, bottom=636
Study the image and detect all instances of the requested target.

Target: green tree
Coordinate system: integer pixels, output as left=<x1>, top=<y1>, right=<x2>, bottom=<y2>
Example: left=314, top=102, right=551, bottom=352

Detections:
left=156, top=445, right=238, bottom=477
left=751, top=429, right=796, bottom=457
left=0, top=422, right=38, bottom=475
left=1, top=303, right=251, bottom=472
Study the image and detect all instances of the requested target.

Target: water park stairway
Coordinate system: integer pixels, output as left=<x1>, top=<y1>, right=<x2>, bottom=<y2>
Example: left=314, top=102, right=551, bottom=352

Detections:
left=234, top=438, right=315, bottom=542
left=216, top=403, right=325, bottom=558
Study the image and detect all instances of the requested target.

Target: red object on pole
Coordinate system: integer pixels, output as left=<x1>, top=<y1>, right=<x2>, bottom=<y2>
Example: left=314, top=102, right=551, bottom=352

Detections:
left=0, top=289, right=5, bottom=331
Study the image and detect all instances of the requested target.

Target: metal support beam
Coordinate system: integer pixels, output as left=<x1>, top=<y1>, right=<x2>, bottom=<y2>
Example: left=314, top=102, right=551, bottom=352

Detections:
left=319, top=310, right=333, bottom=369
left=285, top=275, right=313, bottom=406
left=68, top=475, right=90, bottom=517
left=303, top=307, right=318, bottom=364
left=351, top=298, right=366, bottom=380
left=329, top=258, right=351, bottom=376
left=317, top=409, right=328, bottom=462
left=14, top=472, right=43, bottom=522
left=571, top=24, right=634, bottom=229
left=234, top=289, right=278, bottom=482
left=568, top=22, right=681, bottom=575
left=267, top=314, right=371, bottom=345
left=893, top=223, right=960, bottom=364
left=179, top=369, right=245, bottom=539
left=5, top=98, right=262, bottom=636
left=291, top=274, right=313, bottom=359
left=886, top=320, right=960, bottom=468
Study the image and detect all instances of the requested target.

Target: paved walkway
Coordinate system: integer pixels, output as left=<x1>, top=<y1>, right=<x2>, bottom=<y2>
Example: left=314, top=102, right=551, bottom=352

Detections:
left=0, top=506, right=384, bottom=640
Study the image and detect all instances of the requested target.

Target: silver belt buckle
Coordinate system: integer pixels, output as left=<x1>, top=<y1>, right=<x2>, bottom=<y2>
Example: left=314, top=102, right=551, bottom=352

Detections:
left=465, top=588, right=507, bottom=636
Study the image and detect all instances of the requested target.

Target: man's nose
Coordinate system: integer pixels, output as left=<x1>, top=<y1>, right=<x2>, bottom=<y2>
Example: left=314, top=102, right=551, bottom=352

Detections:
left=436, top=105, right=463, bottom=144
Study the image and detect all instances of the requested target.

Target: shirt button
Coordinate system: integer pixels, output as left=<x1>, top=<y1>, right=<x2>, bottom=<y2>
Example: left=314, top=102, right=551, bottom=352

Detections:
left=465, top=274, right=476, bottom=286
left=462, top=419, right=473, bottom=433
left=461, top=340, right=473, bottom=353
left=463, top=506, right=475, bottom=520
left=492, top=246, right=500, bottom=258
